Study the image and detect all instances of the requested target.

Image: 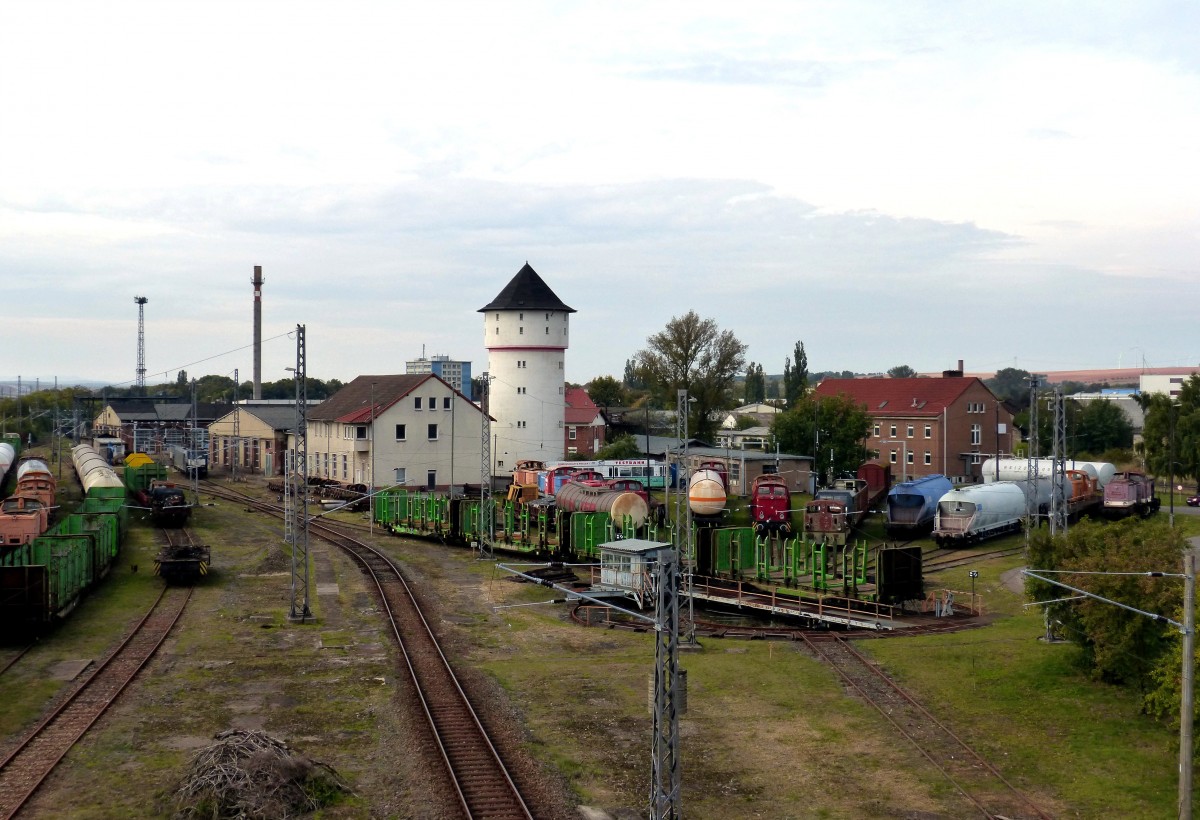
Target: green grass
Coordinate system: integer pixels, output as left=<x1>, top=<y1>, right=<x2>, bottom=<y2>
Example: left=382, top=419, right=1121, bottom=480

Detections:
left=863, top=551, right=1188, bottom=817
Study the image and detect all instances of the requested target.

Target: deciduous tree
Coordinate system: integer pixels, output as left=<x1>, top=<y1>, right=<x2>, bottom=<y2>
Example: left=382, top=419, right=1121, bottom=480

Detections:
left=635, top=311, right=747, bottom=442
left=772, top=393, right=871, bottom=486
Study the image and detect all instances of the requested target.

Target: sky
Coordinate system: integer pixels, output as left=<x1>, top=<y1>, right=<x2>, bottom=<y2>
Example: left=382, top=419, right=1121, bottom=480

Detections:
left=2, top=1, right=1198, bottom=391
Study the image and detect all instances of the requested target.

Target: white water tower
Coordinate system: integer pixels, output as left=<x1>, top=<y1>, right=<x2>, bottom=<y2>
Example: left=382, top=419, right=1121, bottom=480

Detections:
left=479, top=263, right=575, bottom=474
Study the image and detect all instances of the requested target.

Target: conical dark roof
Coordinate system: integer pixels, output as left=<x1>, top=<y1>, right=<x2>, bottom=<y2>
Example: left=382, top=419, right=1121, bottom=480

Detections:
left=478, top=262, right=575, bottom=313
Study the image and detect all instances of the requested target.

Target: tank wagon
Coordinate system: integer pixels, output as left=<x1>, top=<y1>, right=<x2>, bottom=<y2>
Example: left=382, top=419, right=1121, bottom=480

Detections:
left=749, top=473, right=792, bottom=536
left=688, top=468, right=728, bottom=521
left=933, top=482, right=1029, bottom=545
left=982, top=457, right=1117, bottom=488
left=1102, top=471, right=1159, bottom=518
left=0, top=443, right=128, bottom=629
left=555, top=482, right=650, bottom=529
left=0, top=440, right=16, bottom=493
left=885, top=474, right=952, bottom=536
left=71, top=444, right=123, bottom=493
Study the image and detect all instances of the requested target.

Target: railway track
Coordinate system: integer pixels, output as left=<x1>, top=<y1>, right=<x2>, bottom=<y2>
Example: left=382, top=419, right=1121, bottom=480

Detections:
left=0, top=645, right=34, bottom=678
left=924, top=546, right=1026, bottom=573
left=203, top=482, right=534, bottom=819
left=802, top=633, right=1050, bottom=819
left=0, top=584, right=191, bottom=820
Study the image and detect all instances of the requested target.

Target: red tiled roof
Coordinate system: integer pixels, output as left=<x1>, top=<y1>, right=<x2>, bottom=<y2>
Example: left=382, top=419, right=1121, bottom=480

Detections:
left=812, top=377, right=988, bottom=416
left=564, top=387, right=601, bottom=425
left=310, top=373, right=487, bottom=423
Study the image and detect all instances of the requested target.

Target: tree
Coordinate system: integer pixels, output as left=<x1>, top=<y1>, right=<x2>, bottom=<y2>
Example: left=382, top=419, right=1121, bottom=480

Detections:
left=595, top=434, right=643, bottom=460
left=1140, top=377, right=1200, bottom=485
left=635, top=311, right=747, bottom=443
left=1026, top=519, right=1186, bottom=692
left=743, top=362, right=766, bottom=405
left=986, top=367, right=1034, bottom=411
left=1074, top=399, right=1134, bottom=456
left=622, top=358, right=645, bottom=390
left=782, top=340, right=808, bottom=407
left=887, top=364, right=917, bottom=379
left=772, top=393, right=871, bottom=486
left=587, top=376, right=625, bottom=410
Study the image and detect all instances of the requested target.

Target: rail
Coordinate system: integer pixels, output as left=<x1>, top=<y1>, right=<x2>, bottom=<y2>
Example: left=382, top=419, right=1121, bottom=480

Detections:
left=202, top=481, right=533, bottom=819
left=0, top=584, right=191, bottom=819
left=802, top=633, right=1051, bottom=819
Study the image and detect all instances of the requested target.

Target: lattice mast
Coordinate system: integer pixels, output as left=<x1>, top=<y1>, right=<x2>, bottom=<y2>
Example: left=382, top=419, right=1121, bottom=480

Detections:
left=1025, top=375, right=1041, bottom=542
left=479, top=373, right=494, bottom=556
left=1049, top=387, right=1069, bottom=536
left=650, top=546, right=682, bottom=820
left=232, top=368, right=241, bottom=482
left=288, top=325, right=312, bottom=621
left=676, top=389, right=696, bottom=645
left=134, top=296, right=148, bottom=389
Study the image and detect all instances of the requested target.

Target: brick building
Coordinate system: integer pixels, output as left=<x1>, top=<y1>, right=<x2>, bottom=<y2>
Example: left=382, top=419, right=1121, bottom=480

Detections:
left=812, top=373, right=1016, bottom=484
left=564, top=387, right=606, bottom=457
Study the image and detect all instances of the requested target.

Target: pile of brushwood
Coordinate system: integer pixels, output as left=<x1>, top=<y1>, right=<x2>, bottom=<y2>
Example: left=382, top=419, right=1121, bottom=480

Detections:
left=172, top=729, right=353, bottom=819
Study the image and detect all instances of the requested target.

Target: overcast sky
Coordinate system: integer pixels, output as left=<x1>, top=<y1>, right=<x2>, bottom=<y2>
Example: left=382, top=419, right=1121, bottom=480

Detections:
left=2, top=1, right=1197, bottom=390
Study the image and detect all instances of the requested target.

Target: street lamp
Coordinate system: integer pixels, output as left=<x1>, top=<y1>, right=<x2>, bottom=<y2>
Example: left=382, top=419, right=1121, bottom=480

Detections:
left=879, top=439, right=908, bottom=483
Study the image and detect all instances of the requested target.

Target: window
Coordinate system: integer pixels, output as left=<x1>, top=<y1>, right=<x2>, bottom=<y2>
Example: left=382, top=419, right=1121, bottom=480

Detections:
left=906, top=425, right=914, bottom=438
left=889, top=425, right=897, bottom=437
left=394, top=467, right=406, bottom=484
left=414, top=397, right=422, bottom=410
left=395, top=424, right=406, bottom=441
left=924, top=451, right=932, bottom=465
left=517, top=420, right=526, bottom=429
left=907, top=451, right=914, bottom=464
left=568, top=428, right=577, bottom=440
left=545, top=327, right=549, bottom=334
left=567, top=446, right=577, bottom=455
left=426, top=470, right=436, bottom=489
left=519, top=326, right=524, bottom=335
left=873, top=424, right=880, bottom=437
left=342, top=455, right=348, bottom=479
left=889, top=450, right=898, bottom=464
left=517, top=386, right=526, bottom=394
left=428, top=423, right=438, bottom=440
left=443, top=397, right=450, bottom=410
left=427, top=396, right=435, bottom=409
left=970, top=423, right=982, bottom=445
left=519, top=312, right=523, bottom=320
left=355, top=426, right=367, bottom=440
left=924, top=425, right=932, bottom=439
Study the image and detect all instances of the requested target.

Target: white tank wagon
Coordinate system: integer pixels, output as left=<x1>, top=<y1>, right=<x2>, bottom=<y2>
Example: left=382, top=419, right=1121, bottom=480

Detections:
left=688, top=469, right=727, bottom=518
left=981, top=457, right=1116, bottom=488
left=933, top=482, right=1032, bottom=546
left=554, top=482, right=650, bottom=529
left=70, top=444, right=123, bottom=493
left=0, top=442, right=14, bottom=486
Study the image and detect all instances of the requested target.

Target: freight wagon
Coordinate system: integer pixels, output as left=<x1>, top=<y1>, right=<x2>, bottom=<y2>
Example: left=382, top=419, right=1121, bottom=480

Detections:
left=885, top=474, right=953, bottom=536
left=932, top=482, right=1029, bottom=545
left=0, top=444, right=127, bottom=629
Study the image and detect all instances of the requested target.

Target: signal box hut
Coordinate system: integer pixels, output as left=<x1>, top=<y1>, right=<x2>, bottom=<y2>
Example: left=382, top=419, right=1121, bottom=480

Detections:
left=595, top=539, right=673, bottom=609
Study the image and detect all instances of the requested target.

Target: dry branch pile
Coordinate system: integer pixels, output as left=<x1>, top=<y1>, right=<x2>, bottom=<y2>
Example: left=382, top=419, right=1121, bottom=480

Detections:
left=172, top=729, right=353, bottom=819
